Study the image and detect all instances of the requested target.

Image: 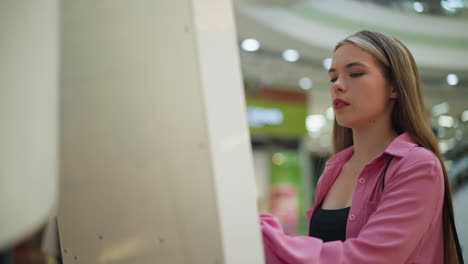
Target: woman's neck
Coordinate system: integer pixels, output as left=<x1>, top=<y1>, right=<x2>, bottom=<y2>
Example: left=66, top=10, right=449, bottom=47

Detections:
left=350, top=123, right=398, bottom=165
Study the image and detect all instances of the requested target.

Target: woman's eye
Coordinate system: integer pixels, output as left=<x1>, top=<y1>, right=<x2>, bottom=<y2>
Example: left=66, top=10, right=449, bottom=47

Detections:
left=350, top=73, right=363, bottom=78
left=329, top=77, right=337, bottom=83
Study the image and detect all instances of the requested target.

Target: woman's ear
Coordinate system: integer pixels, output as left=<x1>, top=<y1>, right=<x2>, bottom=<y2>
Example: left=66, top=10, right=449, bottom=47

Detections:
left=389, top=84, right=399, bottom=99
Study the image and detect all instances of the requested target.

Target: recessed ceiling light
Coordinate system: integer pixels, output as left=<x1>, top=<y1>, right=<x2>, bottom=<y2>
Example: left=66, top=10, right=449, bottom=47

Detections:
left=241, top=38, right=260, bottom=52
left=298, top=77, right=313, bottom=90
left=322, top=58, right=332, bottom=71
left=282, top=49, right=300, bottom=62
left=446, top=74, right=459, bottom=86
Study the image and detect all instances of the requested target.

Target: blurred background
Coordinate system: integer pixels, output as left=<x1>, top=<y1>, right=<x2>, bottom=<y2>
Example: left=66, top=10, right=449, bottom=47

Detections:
left=234, top=0, right=468, bottom=255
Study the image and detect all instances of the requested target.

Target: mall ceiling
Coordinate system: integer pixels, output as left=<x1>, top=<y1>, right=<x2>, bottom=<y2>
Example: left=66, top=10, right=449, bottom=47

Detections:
left=233, top=0, right=468, bottom=119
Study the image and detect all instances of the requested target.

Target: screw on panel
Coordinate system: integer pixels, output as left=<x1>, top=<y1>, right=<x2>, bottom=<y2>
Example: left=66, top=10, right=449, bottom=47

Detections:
left=74, top=256, right=78, bottom=260
left=99, top=235, right=103, bottom=240
left=63, top=249, right=68, bottom=254
left=159, top=237, right=165, bottom=243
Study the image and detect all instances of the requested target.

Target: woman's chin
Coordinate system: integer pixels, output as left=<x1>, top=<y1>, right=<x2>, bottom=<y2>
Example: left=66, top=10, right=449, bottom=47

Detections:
left=336, top=119, right=353, bottom=128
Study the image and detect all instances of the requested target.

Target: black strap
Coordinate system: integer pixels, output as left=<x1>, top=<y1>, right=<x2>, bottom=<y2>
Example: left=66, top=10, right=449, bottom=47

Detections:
left=448, top=193, right=465, bottom=263
left=381, top=157, right=393, bottom=191
left=380, top=157, right=464, bottom=263
left=452, top=219, right=465, bottom=263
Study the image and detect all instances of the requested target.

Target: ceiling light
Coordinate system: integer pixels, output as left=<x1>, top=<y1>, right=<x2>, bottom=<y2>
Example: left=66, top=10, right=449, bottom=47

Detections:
left=446, top=74, right=459, bottom=86
left=282, top=49, right=300, bottom=62
left=413, top=2, right=424, bottom=12
left=322, top=58, right=332, bottom=71
left=298, top=77, right=313, bottom=90
left=241, top=38, right=260, bottom=52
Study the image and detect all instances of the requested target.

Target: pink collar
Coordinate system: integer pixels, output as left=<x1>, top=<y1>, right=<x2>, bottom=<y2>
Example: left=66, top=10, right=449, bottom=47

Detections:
left=326, top=132, right=418, bottom=165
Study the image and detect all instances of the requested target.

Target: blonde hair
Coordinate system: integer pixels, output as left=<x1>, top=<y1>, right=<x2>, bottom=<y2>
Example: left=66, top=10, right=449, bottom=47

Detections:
left=332, top=30, right=463, bottom=264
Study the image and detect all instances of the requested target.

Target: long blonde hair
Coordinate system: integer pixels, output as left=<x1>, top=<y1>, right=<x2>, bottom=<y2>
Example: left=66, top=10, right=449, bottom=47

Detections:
left=332, top=30, right=463, bottom=264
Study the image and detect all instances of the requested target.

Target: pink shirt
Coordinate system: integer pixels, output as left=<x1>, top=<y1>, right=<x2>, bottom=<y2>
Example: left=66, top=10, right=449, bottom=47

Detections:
left=261, top=132, right=444, bottom=263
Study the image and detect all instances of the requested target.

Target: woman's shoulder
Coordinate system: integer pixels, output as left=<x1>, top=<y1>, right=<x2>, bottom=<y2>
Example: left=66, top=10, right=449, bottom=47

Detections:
left=389, top=145, right=444, bottom=186
left=399, top=145, right=441, bottom=167
left=386, top=132, right=441, bottom=169
left=384, top=146, right=445, bottom=211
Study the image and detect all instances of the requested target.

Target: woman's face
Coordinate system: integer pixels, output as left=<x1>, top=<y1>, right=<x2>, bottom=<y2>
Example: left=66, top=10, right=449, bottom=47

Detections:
left=329, top=43, right=397, bottom=129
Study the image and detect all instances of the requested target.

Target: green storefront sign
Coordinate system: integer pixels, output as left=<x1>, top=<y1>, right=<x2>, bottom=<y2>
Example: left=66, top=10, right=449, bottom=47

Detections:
left=246, top=98, right=307, bottom=137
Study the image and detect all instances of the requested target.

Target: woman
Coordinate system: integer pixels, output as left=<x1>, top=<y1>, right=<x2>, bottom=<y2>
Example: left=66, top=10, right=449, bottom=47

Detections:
left=260, top=30, right=464, bottom=264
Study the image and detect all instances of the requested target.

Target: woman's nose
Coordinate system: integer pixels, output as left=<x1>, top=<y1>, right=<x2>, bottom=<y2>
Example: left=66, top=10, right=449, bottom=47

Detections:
left=331, top=78, right=346, bottom=93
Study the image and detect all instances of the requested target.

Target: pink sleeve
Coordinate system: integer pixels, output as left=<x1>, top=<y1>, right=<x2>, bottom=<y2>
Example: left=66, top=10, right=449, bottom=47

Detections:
left=260, top=157, right=443, bottom=264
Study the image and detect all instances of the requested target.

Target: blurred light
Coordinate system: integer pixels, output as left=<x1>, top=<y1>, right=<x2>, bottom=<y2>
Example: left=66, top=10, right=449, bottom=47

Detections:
left=326, top=107, right=335, bottom=121
left=309, top=131, right=320, bottom=138
left=437, top=127, right=446, bottom=138
left=456, top=129, right=463, bottom=140
left=441, top=0, right=464, bottom=13
left=241, top=38, right=260, bottom=52
left=306, top=115, right=326, bottom=132
left=272, top=153, right=285, bottom=166
left=322, top=58, right=332, bottom=70
left=247, top=106, right=283, bottom=127
left=432, top=102, right=449, bottom=116
left=299, top=77, right=313, bottom=90
left=444, top=160, right=453, bottom=171
left=460, top=110, right=468, bottom=122
left=439, top=141, right=449, bottom=153
left=438, top=115, right=454, bottom=128
left=441, top=139, right=457, bottom=153
left=282, top=49, right=300, bottom=62
left=446, top=74, right=459, bottom=86
left=446, top=138, right=457, bottom=150
left=413, top=2, right=424, bottom=12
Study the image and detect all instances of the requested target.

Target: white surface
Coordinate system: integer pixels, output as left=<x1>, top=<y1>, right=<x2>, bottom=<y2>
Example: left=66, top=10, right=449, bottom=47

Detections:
left=253, top=150, right=271, bottom=212
left=58, top=0, right=263, bottom=263
left=0, top=0, right=58, bottom=250
left=192, top=0, right=265, bottom=263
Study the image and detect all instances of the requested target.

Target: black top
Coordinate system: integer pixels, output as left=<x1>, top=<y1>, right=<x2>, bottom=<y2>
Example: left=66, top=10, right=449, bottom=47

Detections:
left=308, top=157, right=394, bottom=242
left=308, top=206, right=350, bottom=242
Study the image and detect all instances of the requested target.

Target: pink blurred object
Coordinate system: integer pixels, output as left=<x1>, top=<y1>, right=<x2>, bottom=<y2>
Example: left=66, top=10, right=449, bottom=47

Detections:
left=269, top=185, right=298, bottom=235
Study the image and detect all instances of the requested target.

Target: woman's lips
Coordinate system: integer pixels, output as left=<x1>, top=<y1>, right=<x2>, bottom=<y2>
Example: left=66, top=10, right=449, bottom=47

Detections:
left=333, top=99, right=350, bottom=110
